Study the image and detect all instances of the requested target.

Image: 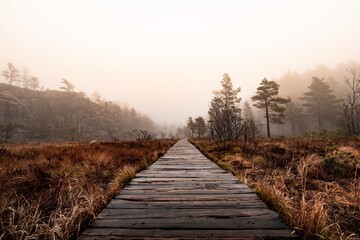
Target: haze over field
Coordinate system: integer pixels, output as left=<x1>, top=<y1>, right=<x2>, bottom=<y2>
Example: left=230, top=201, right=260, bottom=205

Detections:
left=1, top=0, right=360, bottom=124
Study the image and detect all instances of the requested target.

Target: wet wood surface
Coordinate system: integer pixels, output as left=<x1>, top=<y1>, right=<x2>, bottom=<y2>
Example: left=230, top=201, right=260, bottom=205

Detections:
left=78, top=139, right=298, bottom=239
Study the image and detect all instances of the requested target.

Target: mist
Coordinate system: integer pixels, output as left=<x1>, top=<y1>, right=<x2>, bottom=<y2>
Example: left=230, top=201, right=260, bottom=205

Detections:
left=1, top=0, right=360, bottom=127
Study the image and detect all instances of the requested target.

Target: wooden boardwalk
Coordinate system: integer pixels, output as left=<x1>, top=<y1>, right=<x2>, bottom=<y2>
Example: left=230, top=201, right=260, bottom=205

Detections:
left=79, top=139, right=298, bottom=239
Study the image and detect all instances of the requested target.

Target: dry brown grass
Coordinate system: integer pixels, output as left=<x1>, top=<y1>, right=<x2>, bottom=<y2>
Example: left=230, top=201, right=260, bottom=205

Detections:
left=191, top=138, right=360, bottom=240
left=0, top=139, right=176, bottom=240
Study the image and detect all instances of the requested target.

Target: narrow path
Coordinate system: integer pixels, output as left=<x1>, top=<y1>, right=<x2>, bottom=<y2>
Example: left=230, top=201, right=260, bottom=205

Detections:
left=79, top=139, right=297, bottom=239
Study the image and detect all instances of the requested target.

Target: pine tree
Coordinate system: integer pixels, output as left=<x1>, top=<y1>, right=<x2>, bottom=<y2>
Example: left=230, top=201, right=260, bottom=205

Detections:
left=187, top=117, right=196, bottom=138
left=2, top=63, right=20, bottom=86
left=242, top=101, right=258, bottom=142
left=302, top=77, right=340, bottom=131
left=208, top=73, right=242, bottom=148
left=194, top=116, right=206, bottom=138
left=60, top=78, right=75, bottom=92
left=251, top=78, right=290, bottom=138
left=29, top=77, right=40, bottom=90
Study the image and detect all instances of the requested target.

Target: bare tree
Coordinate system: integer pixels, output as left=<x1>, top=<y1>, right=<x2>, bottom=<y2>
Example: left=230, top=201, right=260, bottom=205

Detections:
left=341, top=68, right=360, bottom=135
left=18, top=67, right=40, bottom=90
left=20, top=67, right=31, bottom=89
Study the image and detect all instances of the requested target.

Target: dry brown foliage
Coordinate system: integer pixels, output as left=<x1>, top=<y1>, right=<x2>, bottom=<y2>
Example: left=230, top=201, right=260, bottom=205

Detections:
left=0, top=140, right=176, bottom=240
left=192, top=138, right=360, bottom=240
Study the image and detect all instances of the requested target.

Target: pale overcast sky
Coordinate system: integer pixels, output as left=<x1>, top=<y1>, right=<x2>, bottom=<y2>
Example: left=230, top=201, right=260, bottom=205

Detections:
left=1, top=0, right=359, bottom=125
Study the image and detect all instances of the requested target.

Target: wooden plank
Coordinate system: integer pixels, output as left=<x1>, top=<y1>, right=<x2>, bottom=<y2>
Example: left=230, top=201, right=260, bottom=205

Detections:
left=136, top=173, right=229, bottom=177
left=126, top=183, right=243, bottom=187
left=119, top=189, right=254, bottom=195
left=147, top=167, right=220, bottom=170
left=79, top=229, right=298, bottom=239
left=130, top=178, right=241, bottom=183
left=137, top=171, right=229, bottom=175
left=123, top=183, right=250, bottom=190
left=96, top=208, right=279, bottom=219
left=128, top=180, right=241, bottom=185
left=123, top=185, right=248, bottom=190
left=106, top=200, right=268, bottom=209
left=116, top=194, right=260, bottom=201
left=132, top=175, right=241, bottom=179
left=89, top=217, right=289, bottom=229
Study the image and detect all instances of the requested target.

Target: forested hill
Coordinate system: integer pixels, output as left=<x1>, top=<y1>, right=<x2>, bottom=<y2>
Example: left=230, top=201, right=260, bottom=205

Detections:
left=0, top=83, right=155, bottom=142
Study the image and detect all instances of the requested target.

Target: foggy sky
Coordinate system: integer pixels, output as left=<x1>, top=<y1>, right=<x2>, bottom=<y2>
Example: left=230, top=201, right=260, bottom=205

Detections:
left=1, top=0, right=359, bottom=125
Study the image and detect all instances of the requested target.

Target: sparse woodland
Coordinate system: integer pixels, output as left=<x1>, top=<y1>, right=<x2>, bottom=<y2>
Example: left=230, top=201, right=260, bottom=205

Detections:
left=0, top=63, right=157, bottom=142
left=186, top=66, right=360, bottom=239
left=188, top=62, right=360, bottom=140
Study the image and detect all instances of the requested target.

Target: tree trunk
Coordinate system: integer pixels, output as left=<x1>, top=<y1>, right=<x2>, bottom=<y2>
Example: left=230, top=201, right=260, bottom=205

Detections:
left=317, top=101, right=322, bottom=131
left=5, top=131, right=9, bottom=143
left=243, top=122, right=248, bottom=146
left=291, top=122, right=296, bottom=136
left=265, top=104, right=270, bottom=138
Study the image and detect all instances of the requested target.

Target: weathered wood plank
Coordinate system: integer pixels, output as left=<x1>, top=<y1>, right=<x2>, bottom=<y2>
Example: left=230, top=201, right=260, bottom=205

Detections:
left=96, top=208, right=279, bottom=219
left=123, top=183, right=250, bottom=190
left=130, top=178, right=241, bottom=183
left=89, top=217, right=289, bottom=229
left=78, top=139, right=297, bottom=239
left=119, top=189, right=254, bottom=195
left=137, top=172, right=228, bottom=176
left=116, top=194, right=260, bottom=201
left=79, top=229, right=298, bottom=239
left=106, top=200, right=269, bottom=209
left=132, top=176, right=240, bottom=181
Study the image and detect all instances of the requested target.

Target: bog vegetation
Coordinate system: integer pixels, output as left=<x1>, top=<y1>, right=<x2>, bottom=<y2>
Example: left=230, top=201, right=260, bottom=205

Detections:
left=191, top=138, right=359, bottom=239
left=0, top=139, right=176, bottom=239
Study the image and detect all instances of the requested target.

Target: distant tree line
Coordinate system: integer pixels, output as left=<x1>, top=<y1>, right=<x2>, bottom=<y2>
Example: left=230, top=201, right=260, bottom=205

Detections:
left=0, top=62, right=156, bottom=142
left=186, top=66, right=360, bottom=147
